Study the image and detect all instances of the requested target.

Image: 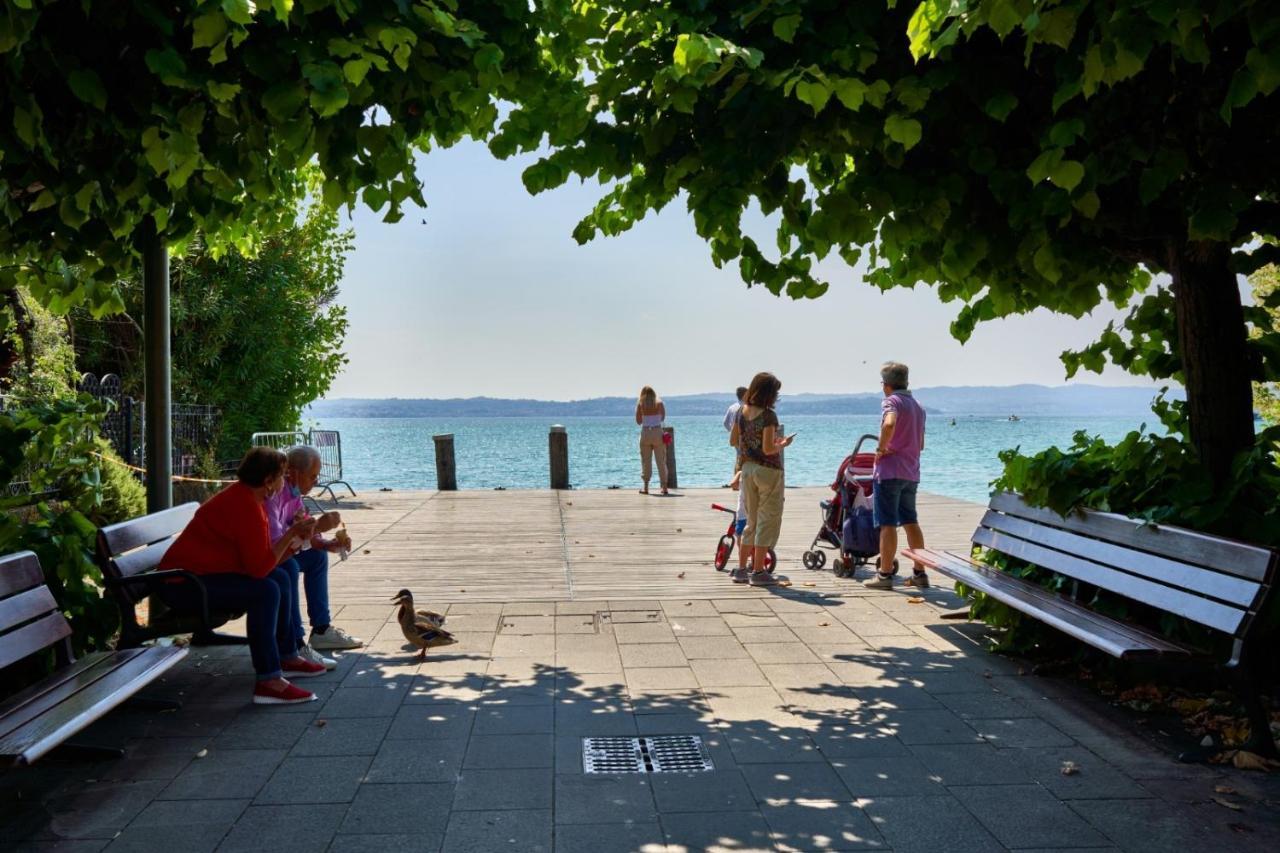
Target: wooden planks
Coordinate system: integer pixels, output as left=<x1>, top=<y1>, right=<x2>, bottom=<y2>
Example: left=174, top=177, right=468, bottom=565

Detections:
left=98, top=503, right=198, bottom=560
left=324, top=487, right=985, bottom=605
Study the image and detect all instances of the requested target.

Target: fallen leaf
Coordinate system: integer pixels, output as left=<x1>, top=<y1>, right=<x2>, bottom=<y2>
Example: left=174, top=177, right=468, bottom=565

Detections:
left=459, top=589, right=466, bottom=592
left=684, top=602, right=692, bottom=606
left=778, top=579, right=792, bottom=587
left=1214, top=785, right=1237, bottom=795
left=817, top=621, right=830, bottom=627
left=362, top=549, right=371, bottom=554
left=1232, top=750, right=1280, bottom=772
left=1229, top=823, right=1253, bottom=834
left=566, top=501, right=572, bottom=505
left=588, top=554, right=595, bottom=558
left=677, top=572, right=686, bottom=579
left=802, top=582, right=816, bottom=588
left=1212, top=797, right=1243, bottom=811
left=982, top=671, right=993, bottom=679
left=1060, top=760, right=1079, bottom=776
left=1201, top=735, right=1216, bottom=748
left=907, top=596, right=925, bottom=604
left=315, top=720, right=328, bottom=728
left=676, top=528, right=683, bottom=532
left=195, top=749, right=208, bottom=759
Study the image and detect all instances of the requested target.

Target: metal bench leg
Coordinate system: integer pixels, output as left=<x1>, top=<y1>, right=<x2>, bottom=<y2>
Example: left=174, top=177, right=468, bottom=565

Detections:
left=191, top=630, right=250, bottom=647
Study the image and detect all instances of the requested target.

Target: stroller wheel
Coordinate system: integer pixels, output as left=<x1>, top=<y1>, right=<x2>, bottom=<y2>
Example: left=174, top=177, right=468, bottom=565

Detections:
left=802, top=551, right=818, bottom=570
left=714, top=535, right=735, bottom=571
left=813, top=550, right=826, bottom=569
left=874, top=556, right=900, bottom=574
left=831, top=556, right=844, bottom=574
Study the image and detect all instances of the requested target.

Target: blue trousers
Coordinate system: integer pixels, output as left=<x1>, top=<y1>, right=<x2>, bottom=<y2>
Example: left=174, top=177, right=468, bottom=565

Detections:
left=160, top=567, right=300, bottom=680
left=279, top=548, right=331, bottom=642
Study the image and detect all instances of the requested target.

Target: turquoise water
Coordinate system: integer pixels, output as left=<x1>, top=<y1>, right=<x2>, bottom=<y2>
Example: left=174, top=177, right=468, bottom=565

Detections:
left=311, top=415, right=1151, bottom=504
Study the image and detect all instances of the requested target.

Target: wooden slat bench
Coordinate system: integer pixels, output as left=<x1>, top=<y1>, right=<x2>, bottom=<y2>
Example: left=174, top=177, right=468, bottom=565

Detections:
left=0, top=551, right=187, bottom=766
left=97, top=503, right=246, bottom=648
left=906, top=491, right=1278, bottom=757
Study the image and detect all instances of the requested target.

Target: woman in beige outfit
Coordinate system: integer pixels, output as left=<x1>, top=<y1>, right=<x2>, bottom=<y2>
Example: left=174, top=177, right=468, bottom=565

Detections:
left=636, top=386, right=669, bottom=495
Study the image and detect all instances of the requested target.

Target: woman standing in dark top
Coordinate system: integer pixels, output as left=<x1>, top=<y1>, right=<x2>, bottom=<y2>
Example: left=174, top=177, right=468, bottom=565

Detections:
left=729, top=372, right=793, bottom=586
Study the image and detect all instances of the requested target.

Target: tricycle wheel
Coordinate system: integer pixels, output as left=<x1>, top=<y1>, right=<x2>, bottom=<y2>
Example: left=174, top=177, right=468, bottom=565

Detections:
left=765, top=549, right=777, bottom=572
left=714, top=535, right=735, bottom=571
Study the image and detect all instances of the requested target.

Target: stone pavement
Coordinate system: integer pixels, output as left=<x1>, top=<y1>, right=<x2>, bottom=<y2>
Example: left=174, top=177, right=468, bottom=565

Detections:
left=3, top=585, right=1279, bottom=853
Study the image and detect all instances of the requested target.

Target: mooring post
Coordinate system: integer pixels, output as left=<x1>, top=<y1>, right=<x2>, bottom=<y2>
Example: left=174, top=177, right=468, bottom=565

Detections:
left=433, top=433, right=457, bottom=491
left=662, top=426, right=678, bottom=489
left=549, top=425, right=569, bottom=490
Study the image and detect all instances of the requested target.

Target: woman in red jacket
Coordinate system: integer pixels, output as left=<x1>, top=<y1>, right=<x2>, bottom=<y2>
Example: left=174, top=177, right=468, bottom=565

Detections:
left=160, top=447, right=327, bottom=704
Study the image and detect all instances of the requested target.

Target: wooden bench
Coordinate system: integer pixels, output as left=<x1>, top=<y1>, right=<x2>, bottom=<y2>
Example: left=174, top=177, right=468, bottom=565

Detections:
left=97, top=503, right=246, bottom=648
left=907, top=491, right=1279, bottom=757
left=0, top=551, right=187, bottom=766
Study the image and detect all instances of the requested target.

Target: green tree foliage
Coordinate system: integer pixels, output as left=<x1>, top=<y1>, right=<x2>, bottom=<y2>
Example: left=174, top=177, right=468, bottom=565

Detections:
left=501, top=0, right=1280, bottom=484
left=0, top=286, right=77, bottom=399
left=1251, top=263, right=1280, bottom=424
left=75, top=202, right=352, bottom=458
left=0, top=0, right=571, bottom=312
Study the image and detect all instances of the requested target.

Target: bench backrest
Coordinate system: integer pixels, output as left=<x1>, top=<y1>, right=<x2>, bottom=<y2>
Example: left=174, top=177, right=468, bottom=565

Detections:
left=976, top=493, right=1277, bottom=639
left=96, top=503, right=199, bottom=605
left=0, top=552, right=71, bottom=671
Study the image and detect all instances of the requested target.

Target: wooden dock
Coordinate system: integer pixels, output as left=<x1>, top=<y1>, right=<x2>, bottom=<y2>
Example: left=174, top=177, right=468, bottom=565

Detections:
left=328, top=487, right=984, bottom=604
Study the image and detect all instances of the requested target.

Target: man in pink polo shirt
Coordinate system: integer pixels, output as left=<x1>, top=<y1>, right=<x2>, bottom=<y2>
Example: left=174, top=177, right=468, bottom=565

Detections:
left=865, top=362, right=929, bottom=590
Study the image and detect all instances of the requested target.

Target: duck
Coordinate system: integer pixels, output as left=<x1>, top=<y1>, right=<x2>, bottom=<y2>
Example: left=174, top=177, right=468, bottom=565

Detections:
left=390, top=589, right=454, bottom=660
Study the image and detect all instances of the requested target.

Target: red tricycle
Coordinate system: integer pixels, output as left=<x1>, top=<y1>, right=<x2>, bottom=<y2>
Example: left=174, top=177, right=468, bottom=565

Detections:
left=710, top=503, right=776, bottom=572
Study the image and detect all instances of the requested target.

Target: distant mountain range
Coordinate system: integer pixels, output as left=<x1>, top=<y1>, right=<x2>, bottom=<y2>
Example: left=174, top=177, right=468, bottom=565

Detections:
left=307, top=384, right=1181, bottom=418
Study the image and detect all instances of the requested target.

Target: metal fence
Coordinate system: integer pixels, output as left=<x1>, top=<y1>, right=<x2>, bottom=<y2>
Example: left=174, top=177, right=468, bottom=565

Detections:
left=252, top=428, right=355, bottom=502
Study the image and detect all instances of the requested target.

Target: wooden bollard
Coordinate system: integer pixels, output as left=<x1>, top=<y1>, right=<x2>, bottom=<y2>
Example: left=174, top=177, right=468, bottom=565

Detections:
left=433, top=434, right=457, bottom=491
left=662, top=426, right=678, bottom=489
left=549, top=425, right=569, bottom=490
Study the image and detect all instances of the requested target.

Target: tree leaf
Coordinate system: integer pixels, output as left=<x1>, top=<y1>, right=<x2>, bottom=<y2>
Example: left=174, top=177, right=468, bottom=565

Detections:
left=1033, top=243, right=1062, bottom=282
left=68, top=69, right=107, bottom=110
left=262, top=81, right=306, bottom=120
left=794, top=79, right=832, bottom=114
left=1026, top=148, right=1063, bottom=184
left=1074, top=191, right=1100, bottom=219
left=772, top=14, right=802, bottom=44
left=192, top=12, right=228, bottom=50
left=833, top=78, right=866, bottom=111
left=984, top=91, right=1018, bottom=121
left=884, top=114, right=923, bottom=149
left=1048, top=159, right=1084, bottom=191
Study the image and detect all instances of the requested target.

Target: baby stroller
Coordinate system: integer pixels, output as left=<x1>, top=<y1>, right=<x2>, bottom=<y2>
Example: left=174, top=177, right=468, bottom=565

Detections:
left=801, top=434, right=898, bottom=578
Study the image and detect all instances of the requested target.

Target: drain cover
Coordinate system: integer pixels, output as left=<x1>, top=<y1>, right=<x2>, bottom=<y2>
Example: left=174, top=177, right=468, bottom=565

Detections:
left=582, top=735, right=714, bottom=774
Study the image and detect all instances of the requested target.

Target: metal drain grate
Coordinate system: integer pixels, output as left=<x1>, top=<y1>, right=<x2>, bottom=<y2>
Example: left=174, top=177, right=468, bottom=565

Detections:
left=582, top=735, right=714, bottom=774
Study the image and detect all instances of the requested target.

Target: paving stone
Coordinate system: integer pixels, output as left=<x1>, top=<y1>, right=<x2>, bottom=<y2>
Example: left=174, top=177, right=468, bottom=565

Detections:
left=290, top=717, right=391, bottom=757
left=904, top=671, right=1004, bottom=694
left=651, top=770, right=756, bottom=813
left=325, top=833, right=442, bottom=853
left=109, top=799, right=245, bottom=850
left=472, top=704, right=554, bottom=735
left=1019, top=747, right=1151, bottom=800
left=972, top=717, right=1076, bottom=749
left=612, top=623, right=676, bottom=644
left=441, top=809, right=551, bottom=853
left=811, top=723, right=910, bottom=759
left=404, top=675, right=486, bottom=706
left=553, top=822, right=666, bottom=853
left=554, top=701, right=638, bottom=736
left=690, top=659, right=768, bottom=688
left=724, top=729, right=825, bottom=765
left=731, top=627, right=799, bottom=644
left=125, top=798, right=249, bottom=829
left=663, top=600, right=720, bottom=617
left=660, top=810, right=773, bottom=852
left=668, top=617, right=734, bottom=636
left=759, top=663, right=839, bottom=688
left=452, top=768, right=553, bottom=811
left=464, top=734, right=554, bottom=769
left=106, top=829, right=224, bottom=853
left=478, top=679, right=556, bottom=707
left=364, top=738, right=466, bottom=783
left=852, top=683, right=946, bottom=710
left=503, top=602, right=556, bottom=616
left=860, top=795, right=1003, bottom=853
left=629, top=688, right=710, bottom=716
left=740, top=763, right=853, bottom=802
left=744, top=643, right=821, bottom=665
left=909, top=742, right=1032, bottom=786
left=556, top=672, right=627, bottom=699
left=340, top=661, right=419, bottom=690
left=761, top=799, right=886, bottom=852
left=723, top=612, right=786, bottom=628
left=207, top=712, right=315, bottom=751
left=625, top=667, right=699, bottom=690
left=159, top=749, right=286, bottom=801
left=556, top=600, right=609, bottom=615
left=217, top=804, right=344, bottom=853
left=1067, top=798, right=1230, bottom=853
left=554, top=615, right=599, bottom=634
left=490, top=634, right=555, bottom=657
left=618, top=643, right=688, bottom=668
left=952, top=784, right=1110, bottom=849
left=777, top=684, right=864, bottom=714
left=554, top=775, right=658, bottom=824
left=713, top=599, right=772, bottom=614
left=879, top=709, right=983, bottom=745
left=552, top=651, right=623, bottom=674
left=676, top=637, right=750, bottom=660
left=319, top=686, right=408, bottom=718
left=4, top=843, right=110, bottom=853
left=831, top=754, right=945, bottom=797
left=255, top=755, right=371, bottom=803
left=385, top=705, right=476, bottom=741
left=338, top=783, right=454, bottom=835
left=790, top=625, right=865, bottom=645
left=498, top=615, right=555, bottom=634
left=824, top=659, right=900, bottom=688
left=935, top=690, right=1035, bottom=720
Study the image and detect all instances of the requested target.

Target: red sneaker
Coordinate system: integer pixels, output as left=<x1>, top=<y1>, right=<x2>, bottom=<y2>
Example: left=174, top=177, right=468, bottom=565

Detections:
left=253, top=680, right=316, bottom=705
left=281, top=657, right=327, bottom=678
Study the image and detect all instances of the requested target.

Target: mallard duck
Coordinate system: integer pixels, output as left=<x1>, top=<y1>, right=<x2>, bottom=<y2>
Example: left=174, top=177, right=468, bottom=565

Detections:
left=390, top=589, right=454, bottom=659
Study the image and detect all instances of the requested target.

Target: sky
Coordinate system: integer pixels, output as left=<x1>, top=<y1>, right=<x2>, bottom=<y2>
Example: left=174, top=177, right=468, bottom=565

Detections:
left=327, top=140, right=1155, bottom=401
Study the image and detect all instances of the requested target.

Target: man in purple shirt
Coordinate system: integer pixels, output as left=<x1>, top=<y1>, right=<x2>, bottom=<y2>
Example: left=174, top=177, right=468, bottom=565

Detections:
left=865, top=362, right=929, bottom=590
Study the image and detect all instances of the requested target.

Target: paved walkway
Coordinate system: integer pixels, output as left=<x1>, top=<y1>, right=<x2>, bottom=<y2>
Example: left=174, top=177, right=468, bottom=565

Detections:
left=3, top=490, right=1278, bottom=852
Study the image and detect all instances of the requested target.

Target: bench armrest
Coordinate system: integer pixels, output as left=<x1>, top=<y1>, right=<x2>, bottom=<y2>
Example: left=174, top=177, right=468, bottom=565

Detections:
left=108, top=570, right=213, bottom=629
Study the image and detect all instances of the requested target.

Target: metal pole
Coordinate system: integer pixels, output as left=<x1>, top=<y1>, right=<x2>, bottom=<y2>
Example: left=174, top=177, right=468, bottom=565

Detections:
left=143, top=229, right=172, bottom=512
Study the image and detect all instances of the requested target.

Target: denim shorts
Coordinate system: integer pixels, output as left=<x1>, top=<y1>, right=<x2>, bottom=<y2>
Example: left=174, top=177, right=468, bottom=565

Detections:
left=873, top=478, right=919, bottom=528
left=735, top=517, right=747, bottom=536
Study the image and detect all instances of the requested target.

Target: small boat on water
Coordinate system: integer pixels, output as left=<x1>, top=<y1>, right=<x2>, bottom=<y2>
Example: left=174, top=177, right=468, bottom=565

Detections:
left=1008, top=414, right=1021, bottom=422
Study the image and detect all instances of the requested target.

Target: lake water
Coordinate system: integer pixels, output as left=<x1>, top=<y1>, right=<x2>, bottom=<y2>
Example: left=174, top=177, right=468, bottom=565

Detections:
left=310, top=414, right=1152, bottom=504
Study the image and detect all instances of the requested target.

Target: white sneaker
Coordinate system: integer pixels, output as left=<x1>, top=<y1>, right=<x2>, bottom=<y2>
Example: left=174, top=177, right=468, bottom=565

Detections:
left=297, top=643, right=337, bottom=670
left=310, top=625, right=364, bottom=651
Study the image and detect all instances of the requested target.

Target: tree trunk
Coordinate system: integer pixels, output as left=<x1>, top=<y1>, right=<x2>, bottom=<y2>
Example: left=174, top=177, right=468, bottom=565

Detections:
left=1168, top=241, right=1256, bottom=487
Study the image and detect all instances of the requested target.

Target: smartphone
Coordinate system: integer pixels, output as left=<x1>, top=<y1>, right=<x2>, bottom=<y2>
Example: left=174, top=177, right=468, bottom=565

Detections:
left=785, top=431, right=799, bottom=441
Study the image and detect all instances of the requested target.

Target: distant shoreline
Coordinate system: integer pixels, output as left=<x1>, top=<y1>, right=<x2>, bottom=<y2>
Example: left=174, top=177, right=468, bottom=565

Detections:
left=308, top=384, right=1179, bottom=419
